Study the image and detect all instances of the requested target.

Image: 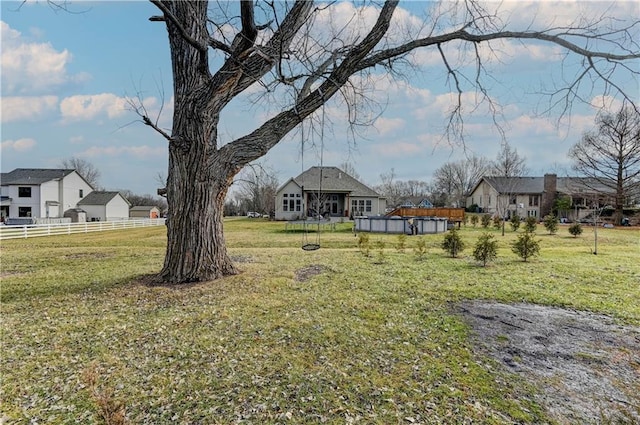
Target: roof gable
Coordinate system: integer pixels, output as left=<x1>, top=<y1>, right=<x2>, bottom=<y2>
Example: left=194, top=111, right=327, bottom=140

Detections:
left=78, top=191, right=129, bottom=206
left=1, top=168, right=76, bottom=185
left=293, top=166, right=380, bottom=197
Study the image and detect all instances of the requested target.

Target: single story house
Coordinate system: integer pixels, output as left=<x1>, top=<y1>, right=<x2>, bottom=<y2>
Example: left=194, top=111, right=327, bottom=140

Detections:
left=275, top=166, right=386, bottom=221
left=130, top=205, right=160, bottom=219
left=467, top=174, right=616, bottom=220
left=78, top=191, right=131, bottom=221
left=0, top=168, right=94, bottom=221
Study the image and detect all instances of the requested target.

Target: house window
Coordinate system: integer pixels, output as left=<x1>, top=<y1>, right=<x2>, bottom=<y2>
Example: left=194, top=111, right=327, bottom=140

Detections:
left=18, top=207, right=32, bottom=217
left=365, top=200, right=372, bottom=212
left=528, top=210, right=537, bottom=217
left=79, top=189, right=84, bottom=198
left=529, top=195, right=539, bottom=207
left=510, top=196, right=517, bottom=205
left=18, top=187, right=31, bottom=198
left=282, top=193, right=301, bottom=212
left=488, top=195, right=492, bottom=206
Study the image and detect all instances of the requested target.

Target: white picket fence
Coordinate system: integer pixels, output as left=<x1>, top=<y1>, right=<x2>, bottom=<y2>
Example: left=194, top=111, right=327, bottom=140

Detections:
left=0, top=219, right=166, bottom=240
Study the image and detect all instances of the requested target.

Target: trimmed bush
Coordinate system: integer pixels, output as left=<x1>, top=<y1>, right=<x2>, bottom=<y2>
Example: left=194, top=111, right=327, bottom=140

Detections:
left=481, top=214, right=491, bottom=228
left=470, top=214, right=479, bottom=227
left=568, top=223, right=583, bottom=237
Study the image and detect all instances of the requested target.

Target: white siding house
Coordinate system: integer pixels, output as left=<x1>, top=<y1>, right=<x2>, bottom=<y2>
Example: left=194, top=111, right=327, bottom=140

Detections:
left=0, top=169, right=93, bottom=221
left=78, top=191, right=131, bottom=221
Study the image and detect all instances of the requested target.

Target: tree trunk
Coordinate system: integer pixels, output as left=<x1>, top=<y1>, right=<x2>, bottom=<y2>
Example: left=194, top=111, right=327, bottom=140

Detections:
left=159, top=146, right=237, bottom=283
left=157, top=1, right=238, bottom=283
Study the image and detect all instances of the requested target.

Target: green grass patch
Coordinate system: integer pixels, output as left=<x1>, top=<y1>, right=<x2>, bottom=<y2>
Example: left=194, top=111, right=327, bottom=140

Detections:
left=1, top=221, right=638, bottom=423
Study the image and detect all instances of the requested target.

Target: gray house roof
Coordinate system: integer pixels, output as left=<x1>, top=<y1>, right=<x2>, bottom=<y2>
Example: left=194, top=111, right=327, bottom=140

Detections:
left=482, top=177, right=544, bottom=194
left=476, top=176, right=616, bottom=196
left=293, top=166, right=380, bottom=197
left=1, top=168, right=75, bottom=185
left=78, top=191, right=130, bottom=206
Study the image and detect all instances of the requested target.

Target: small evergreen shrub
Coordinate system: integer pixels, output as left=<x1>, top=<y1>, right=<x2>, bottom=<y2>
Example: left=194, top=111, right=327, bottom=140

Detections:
left=470, top=215, right=479, bottom=227
left=357, top=233, right=370, bottom=257
left=524, top=216, right=537, bottom=233
left=510, top=214, right=521, bottom=232
left=511, top=232, right=540, bottom=262
left=473, top=233, right=498, bottom=266
left=493, top=215, right=502, bottom=229
left=413, top=237, right=428, bottom=261
left=396, top=234, right=407, bottom=253
left=375, top=240, right=386, bottom=264
left=442, top=228, right=465, bottom=258
left=543, top=214, right=559, bottom=234
left=481, top=214, right=491, bottom=228
left=568, top=223, right=583, bottom=237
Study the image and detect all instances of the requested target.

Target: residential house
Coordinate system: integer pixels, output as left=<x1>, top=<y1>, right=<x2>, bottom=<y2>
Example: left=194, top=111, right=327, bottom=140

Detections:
left=467, top=174, right=616, bottom=220
left=398, top=197, right=434, bottom=209
left=274, top=166, right=386, bottom=220
left=0, top=168, right=93, bottom=221
left=129, top=205, right=160, bottom=219
left=78, top=191, right=131, bottom=221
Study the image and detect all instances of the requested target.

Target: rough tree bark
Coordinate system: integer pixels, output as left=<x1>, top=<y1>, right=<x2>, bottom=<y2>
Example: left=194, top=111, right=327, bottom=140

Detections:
left=143, top=0, right=639, bottom=283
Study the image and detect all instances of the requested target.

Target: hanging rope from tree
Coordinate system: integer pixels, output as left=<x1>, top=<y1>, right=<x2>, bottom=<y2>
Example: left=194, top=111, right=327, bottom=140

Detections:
left=299, top=98, right=326, bottom=251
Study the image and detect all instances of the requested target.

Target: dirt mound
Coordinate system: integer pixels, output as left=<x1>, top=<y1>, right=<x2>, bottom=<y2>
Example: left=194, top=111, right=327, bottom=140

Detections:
left=459, top=301, right=640, bottom=424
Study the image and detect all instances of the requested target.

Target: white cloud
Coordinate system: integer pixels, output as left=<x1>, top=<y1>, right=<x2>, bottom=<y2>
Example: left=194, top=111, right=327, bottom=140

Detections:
left=0, top=21, right=89, bottom=95
left=1, top=138, right=36, bottom=152
left=374, top=117, right=405, bottom=136
left=1, top=96, right=58, bottom=123
left=60, top=93, right=128, bottom=121
left=81, top=145, right=165, bottom=159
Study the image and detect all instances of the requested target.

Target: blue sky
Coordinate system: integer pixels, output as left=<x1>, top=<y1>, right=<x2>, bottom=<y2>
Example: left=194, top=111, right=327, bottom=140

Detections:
left=1, top=1, right=638, bottom=196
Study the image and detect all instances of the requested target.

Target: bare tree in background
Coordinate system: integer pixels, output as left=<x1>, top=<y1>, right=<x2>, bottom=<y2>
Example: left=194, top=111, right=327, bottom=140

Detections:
left=433, top=155, right=490, bottom=207
left=132, top=0, right=638, bottom=283
left=339, top=162, right=361, bottom=182
left=569, top=103, right=640, bottom=225
left=235, top=163, right=279, bottom=217
left=59, top=157, right=101, bottom=189
left=492, top=141, right=528, bottom=178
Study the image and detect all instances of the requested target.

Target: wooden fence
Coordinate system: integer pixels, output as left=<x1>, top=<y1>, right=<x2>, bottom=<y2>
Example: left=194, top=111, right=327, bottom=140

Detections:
left=0, top=219, right=166, bottom=240
left=385, top=207, right=466, bottom=222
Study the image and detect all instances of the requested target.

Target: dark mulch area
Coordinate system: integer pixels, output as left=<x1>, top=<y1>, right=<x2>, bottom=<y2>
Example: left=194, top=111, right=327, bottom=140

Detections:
left=459, top=301, right=640, bottom=424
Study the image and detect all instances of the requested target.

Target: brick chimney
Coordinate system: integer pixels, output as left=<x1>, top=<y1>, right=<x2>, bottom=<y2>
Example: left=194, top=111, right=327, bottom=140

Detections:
left=541, top=174, right=557, bottom=218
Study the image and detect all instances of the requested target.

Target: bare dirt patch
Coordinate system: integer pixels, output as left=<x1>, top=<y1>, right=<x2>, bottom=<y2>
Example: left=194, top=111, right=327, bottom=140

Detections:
left=294, top=264, right=328, bottom=282
left=459, top=301, right=640, bottom=424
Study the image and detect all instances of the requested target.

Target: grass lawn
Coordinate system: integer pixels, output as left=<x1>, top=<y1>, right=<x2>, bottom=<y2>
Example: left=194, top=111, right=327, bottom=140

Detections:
left=1, top=219, right=638, bottom=424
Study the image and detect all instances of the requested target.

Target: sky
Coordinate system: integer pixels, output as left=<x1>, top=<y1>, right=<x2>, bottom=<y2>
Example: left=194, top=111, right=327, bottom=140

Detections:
left=1, top=1, right=638, bottom=197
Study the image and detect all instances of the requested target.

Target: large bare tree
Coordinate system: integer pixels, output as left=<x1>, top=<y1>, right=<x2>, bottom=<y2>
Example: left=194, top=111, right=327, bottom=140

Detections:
left=433, top=155, right=490, bottom=207
left=491, top=141, right=528, bottom=178
left=140, top=0, right=638, bottom=283
left=59, top=157, right=101, bottom=189
left=569, top=103, right=640, bottom=225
